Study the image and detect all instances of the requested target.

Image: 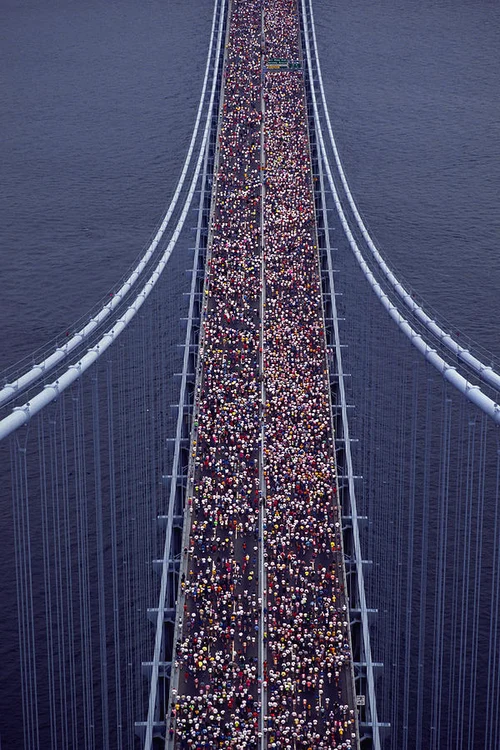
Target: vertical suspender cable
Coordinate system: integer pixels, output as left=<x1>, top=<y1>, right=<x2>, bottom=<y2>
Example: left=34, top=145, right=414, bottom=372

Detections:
left=106, top=356, right=124, bottom=750
left=430, top=390, right=452, bottom=749
left=468, top=414, right=487, bottom=749
left=401, top=369, right=418, bottom=750
left=485, top=441, right=500, bottom=748
left=415, top=377, right=433, bottom=750
left=143, top=0, right=227, bottom=744
left=91, top=370, right=110, bottom=750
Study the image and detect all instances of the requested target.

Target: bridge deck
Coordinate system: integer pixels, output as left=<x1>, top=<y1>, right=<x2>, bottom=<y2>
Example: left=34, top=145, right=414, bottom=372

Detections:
left=168, top=1, right=358, bottom=748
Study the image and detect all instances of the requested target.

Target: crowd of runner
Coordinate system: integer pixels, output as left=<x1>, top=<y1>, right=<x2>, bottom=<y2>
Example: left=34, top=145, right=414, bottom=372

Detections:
left=171, top=0, right=263, bottom=745
left=262, top=1, right=356, bottom=746
left=169, top=0, right=357, bottom=747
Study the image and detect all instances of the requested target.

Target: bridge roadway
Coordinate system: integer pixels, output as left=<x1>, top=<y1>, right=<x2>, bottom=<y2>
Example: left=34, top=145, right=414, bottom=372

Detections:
left=167, top=1, right=359, bottom=748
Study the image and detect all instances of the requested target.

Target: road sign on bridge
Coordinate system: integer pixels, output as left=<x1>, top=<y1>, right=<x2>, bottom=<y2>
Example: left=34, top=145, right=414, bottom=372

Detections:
left=267, top=58, right=301, bottom=70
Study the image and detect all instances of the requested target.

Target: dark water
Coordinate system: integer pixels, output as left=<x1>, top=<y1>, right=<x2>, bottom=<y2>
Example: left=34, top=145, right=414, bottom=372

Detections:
left=1, top=0, right=499, bottom=746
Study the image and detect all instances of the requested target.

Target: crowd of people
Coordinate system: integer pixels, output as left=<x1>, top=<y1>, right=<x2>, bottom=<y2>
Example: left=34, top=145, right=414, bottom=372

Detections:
left=169, top=0, right=358, bottom=747
left=170, top=0, right=263, bottom=745
left=261, top=1, right=356, bottom=747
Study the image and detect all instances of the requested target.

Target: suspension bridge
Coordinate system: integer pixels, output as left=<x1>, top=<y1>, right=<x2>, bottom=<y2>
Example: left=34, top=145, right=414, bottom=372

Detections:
left=1, top=0, right=499, bottom=749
